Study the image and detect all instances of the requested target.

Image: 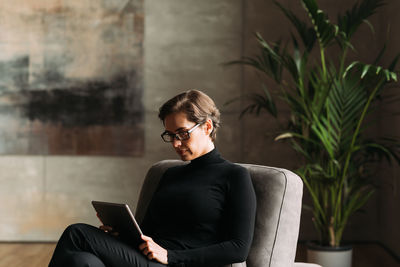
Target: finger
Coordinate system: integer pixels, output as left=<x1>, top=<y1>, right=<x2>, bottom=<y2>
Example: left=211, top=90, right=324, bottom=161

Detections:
left=139, top=241, right=151, bottom=250
left=141, top=247, right=149, bottom=255
left=139, top=243, right=151, bottom=253
left=99, top=225, right=113, bottom=232
left=138, top=243, right=146, bottom=250
left=141, top=235, right=152, bottom=241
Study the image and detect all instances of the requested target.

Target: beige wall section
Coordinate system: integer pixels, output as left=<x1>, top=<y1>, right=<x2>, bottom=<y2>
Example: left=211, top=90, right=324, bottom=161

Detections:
left=0, top=155, right=151, bottom=241
left=0, top=156, right=45, bottom=240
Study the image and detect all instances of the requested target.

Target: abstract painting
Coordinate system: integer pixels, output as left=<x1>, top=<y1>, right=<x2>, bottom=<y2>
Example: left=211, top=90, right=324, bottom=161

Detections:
left=0, top=0, right=144, bottom=156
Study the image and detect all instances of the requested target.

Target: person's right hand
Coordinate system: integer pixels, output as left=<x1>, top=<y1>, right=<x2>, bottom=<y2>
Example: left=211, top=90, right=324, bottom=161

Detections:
left=139, top=235, right=168, bottom=264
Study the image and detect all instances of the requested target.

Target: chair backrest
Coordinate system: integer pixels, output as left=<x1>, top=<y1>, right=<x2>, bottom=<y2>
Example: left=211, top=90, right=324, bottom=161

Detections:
left=135, top=160, right=303, bottom=267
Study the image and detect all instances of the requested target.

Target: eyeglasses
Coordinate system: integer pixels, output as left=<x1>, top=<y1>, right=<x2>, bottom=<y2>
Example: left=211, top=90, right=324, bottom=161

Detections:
left=161, top=123, right=201, bottom=142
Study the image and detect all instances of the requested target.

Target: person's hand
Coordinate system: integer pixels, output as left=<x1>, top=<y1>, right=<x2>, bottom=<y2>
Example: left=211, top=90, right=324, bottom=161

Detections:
left=97, top=214, right=119, bottom=236
left=139, top=235, right=168, bottom=264
left=99, top=225, right=119, bottom=236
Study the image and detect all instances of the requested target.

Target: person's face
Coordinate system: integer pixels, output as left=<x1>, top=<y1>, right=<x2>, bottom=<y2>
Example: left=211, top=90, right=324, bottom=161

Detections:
left=163, top=112, right=214, bottom=161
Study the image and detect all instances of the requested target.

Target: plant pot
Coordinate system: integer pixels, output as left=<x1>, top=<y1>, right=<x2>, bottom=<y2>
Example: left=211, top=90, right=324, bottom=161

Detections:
left=306, top=242, right=353, bottom=267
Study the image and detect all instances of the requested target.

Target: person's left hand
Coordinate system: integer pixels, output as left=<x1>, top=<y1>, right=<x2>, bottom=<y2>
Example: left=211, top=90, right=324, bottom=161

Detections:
left=99, top=225, right=119, bottom=236
left=138, top=235, right=168, bottom=264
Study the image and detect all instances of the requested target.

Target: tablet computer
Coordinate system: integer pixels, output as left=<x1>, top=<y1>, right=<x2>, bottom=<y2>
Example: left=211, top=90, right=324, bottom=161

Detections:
left=92, top=200, right=143, bottom=245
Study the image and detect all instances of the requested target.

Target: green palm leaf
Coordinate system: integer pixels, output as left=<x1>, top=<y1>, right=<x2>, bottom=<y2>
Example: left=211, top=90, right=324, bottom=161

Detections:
left=301, top=0, right=339, bottom=48
left=337, top=0, right=385, bottom=41
left=235, top=85, right=278, bottom=118
left=225, top=33, right=285, bottom=83
left=274, top=0, right=316, bottom=52
left=344, top=61, right=398, bottom=82
left=326, top=76, right=368, bottom=151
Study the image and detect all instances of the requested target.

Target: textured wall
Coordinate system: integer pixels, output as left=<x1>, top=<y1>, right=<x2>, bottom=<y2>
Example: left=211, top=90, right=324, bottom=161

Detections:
left=376, top=0, right=400, bottom=257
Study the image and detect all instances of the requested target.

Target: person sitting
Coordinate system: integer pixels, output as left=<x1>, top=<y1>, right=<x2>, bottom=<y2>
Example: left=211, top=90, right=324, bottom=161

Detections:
left=48, top=89, right=257, bottom=267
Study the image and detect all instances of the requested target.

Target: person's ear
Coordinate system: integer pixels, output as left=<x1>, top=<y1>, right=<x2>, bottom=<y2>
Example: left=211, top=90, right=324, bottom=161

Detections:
left=204, top=119, right=213, bottom=136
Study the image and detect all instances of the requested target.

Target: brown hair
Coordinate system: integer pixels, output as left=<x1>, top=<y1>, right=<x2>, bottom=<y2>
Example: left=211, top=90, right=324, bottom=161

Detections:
left=158, top=90, right=221, bottom=141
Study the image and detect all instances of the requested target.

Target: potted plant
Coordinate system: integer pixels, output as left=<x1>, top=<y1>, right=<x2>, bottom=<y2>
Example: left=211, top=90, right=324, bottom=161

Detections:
left=228, top=0, right=400, bottom=266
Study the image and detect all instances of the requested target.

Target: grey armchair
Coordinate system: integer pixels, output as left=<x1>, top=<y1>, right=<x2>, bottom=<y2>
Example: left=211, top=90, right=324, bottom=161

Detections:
left=135, top=160, right=319, bottom=267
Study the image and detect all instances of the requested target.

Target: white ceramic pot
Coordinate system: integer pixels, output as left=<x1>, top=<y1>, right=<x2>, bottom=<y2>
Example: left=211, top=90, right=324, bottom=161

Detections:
left=306, top=242, right=353, bottom=267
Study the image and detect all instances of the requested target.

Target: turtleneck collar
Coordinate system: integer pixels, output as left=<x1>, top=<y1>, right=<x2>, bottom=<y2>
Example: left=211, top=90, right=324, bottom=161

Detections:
left=189, top=148, right=225, bottom=166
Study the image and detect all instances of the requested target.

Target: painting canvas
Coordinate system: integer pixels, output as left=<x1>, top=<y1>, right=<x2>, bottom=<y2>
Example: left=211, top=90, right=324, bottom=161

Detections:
left=0, top=0, right=144, bottom=156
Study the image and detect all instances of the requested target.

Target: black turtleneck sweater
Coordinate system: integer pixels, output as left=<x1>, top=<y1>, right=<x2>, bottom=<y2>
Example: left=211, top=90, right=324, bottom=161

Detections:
left=141, top=149, right=256, bottom=267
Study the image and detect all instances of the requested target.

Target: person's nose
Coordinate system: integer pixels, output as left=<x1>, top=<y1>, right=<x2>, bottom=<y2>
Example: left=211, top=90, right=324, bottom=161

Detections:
left=172, top=138, right=182, bottom=148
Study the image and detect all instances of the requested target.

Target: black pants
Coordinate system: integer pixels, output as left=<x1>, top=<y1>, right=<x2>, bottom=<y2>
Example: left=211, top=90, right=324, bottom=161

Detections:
left=48, top=223, right=166, bottom=267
